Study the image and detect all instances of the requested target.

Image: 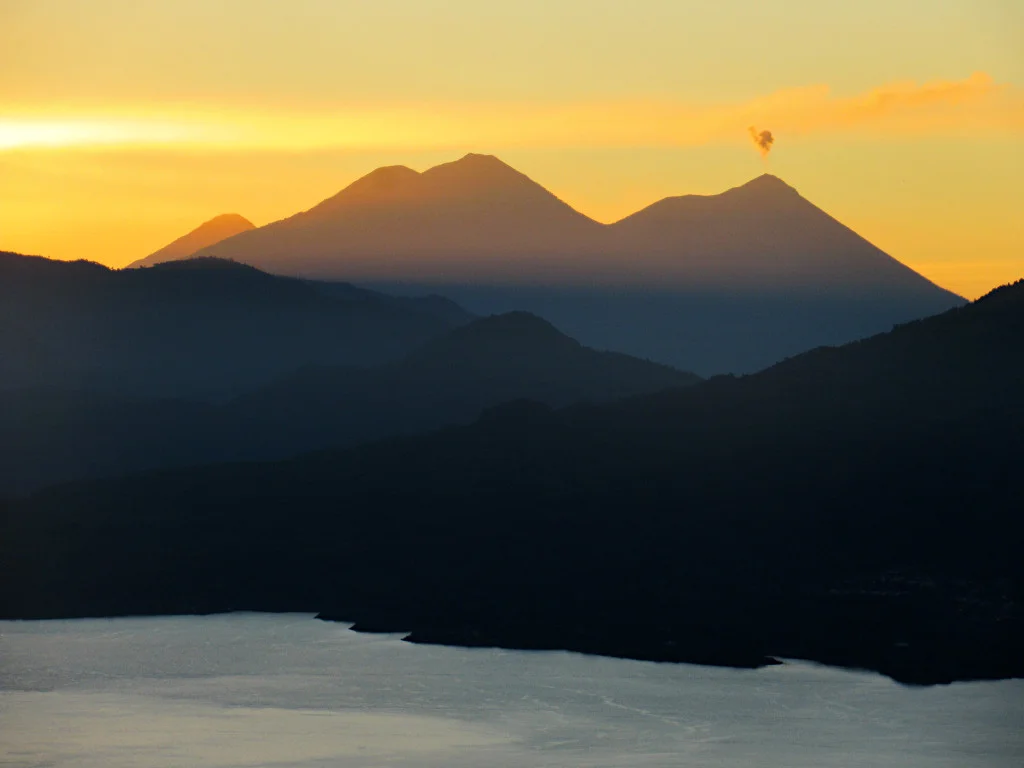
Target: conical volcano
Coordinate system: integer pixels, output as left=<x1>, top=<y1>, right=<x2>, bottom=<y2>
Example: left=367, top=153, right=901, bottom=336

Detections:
left=130, top=214, right=254, bottom=268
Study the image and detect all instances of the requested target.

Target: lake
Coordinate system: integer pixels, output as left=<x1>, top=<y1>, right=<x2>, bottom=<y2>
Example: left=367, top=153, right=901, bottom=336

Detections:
left=1, top=613, right=1021, bottom=767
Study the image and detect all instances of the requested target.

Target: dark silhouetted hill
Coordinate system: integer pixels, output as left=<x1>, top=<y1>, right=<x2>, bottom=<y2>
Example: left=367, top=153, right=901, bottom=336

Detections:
left=227, top=311, right=694, bottom=454
left=2, top=281, right=1020, bottom=682
left=0, top=311, right=695, bottom=494
left=176, top=156, right=963, bottom=373
left=129, top=213, right=255, bottom=268
left=0, top=252, right=471, bottom=398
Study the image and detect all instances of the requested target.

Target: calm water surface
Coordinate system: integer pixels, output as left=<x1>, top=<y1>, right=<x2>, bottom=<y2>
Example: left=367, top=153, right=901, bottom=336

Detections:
left=1, top=613, right=1022, bottom=767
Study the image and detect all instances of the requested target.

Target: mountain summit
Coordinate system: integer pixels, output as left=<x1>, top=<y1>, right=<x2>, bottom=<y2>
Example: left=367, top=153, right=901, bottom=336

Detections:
left=130, top=214, right=254, bottom=268
left=606, top=173, right=936, bottom=293
left=306, top=154, right=542, bottom=214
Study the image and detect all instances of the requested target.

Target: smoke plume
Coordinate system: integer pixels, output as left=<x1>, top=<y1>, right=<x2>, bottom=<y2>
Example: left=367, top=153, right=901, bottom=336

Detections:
left=748, top=126, right=774, bottom=157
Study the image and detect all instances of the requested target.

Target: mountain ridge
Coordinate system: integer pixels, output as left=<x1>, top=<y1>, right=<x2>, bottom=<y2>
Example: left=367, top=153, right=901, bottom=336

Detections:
left=0, top=252, right=473, bottom=398
left=181, top=156, right=954, bottom=294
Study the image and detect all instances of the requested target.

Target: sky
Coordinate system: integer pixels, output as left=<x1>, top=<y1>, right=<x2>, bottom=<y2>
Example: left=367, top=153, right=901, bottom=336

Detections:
left=1, top=0, right=1022, bottom=298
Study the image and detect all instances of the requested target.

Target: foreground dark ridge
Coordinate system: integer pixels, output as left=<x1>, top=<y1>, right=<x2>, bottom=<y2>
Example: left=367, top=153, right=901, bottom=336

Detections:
left=2, top=281, right=1021, bottom=685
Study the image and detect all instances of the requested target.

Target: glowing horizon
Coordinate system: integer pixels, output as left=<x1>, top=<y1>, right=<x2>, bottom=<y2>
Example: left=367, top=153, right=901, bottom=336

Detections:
left=1, top=0, right=1021, bottom=299
left=2, top=72, right=1018, bottom=152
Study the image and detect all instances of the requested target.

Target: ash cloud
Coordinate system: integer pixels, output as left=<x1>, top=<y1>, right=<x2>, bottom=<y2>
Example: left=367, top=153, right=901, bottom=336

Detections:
left=748, top=127, right=774, bottom=157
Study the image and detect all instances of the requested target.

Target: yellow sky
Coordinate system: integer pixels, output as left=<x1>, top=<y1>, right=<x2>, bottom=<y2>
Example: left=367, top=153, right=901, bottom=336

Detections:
left=1, top=0, right=1022, bottom=298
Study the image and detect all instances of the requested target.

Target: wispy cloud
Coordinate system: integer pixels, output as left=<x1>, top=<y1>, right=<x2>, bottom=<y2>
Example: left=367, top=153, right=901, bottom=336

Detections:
left=1, top=72, right=1018, bottom=152
left=749, top=71, right=1017, bottom=137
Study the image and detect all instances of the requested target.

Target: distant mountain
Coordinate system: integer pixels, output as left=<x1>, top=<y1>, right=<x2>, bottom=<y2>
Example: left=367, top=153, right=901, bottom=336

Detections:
left=0, top=311, right=695, bottom=494
left=0, top=252, right=471, bottom=398
left=2, top=282, right=1020, bottom=683
left=186, top=156, right=946, bottom=294
left=191, top=155, right=602, bottom=280
left=129, top=213, right=255, bottom=268
left=605, top=174, right=944, bottom=293
left=176, top=155, right=963, bottom=373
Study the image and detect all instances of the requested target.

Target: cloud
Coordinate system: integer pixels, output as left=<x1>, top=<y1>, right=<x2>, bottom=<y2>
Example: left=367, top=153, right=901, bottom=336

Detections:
left=748, top=127, right=774, bottom=156
left=849, top=71, right=999, bottom=114
left=1, top=72, right=1018, bottom=152
left=755, top=71, right=1018, bottom=137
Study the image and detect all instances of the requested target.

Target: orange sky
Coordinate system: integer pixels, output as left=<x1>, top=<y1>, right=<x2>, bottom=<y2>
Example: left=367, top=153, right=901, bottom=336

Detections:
left=1, top=0, right=1022, bottom=299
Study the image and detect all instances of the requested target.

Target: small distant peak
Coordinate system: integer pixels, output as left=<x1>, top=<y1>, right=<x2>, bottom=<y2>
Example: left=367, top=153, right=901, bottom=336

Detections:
left=185, top=213, right=254, bottom=236
left=127, top=213, right=256, bottom=268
